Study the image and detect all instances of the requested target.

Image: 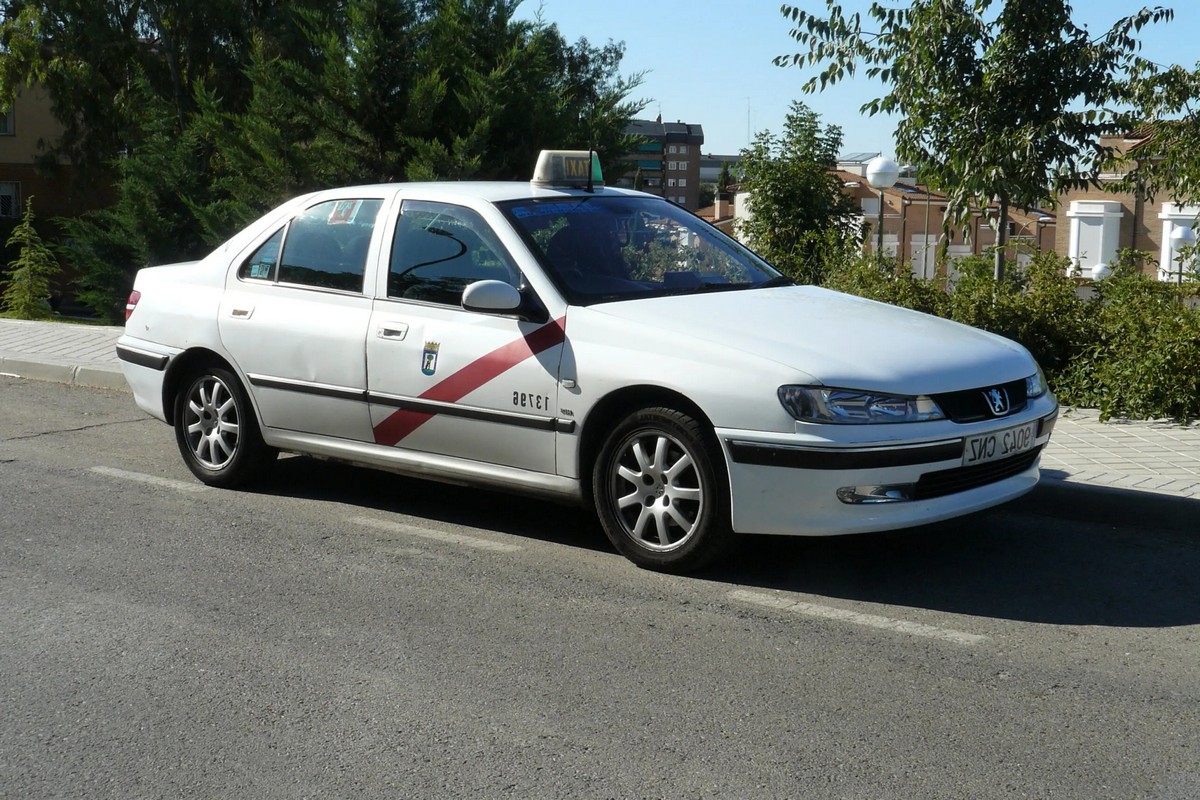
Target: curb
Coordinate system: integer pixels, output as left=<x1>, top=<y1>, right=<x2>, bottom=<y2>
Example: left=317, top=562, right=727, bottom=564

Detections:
left=0, top=357, right=129, bottom=392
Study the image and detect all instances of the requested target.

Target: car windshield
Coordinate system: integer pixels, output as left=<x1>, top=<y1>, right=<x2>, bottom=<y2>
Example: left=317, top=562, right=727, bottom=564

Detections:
left=498, top=195, right=783, bottom=304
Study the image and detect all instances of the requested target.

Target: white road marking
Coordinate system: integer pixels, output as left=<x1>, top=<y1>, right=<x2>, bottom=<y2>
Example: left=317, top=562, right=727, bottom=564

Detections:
left=729, top=589, right=988, bottom=646
left=90, top=466, right=206, bottom=493
left=351, top=516, right=521, bottom=553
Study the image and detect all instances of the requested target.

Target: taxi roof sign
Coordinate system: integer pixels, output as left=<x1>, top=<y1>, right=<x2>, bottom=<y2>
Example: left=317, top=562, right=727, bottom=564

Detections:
left=531, top=150, right=603, bottom=189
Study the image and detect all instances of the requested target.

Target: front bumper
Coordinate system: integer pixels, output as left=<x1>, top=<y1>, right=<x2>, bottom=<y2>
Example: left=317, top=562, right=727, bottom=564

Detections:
left=718, top=397, right=1058, bottom=536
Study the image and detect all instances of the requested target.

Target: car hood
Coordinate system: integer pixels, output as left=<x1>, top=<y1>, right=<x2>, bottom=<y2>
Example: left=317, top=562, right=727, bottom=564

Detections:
left=586, top=285, right=1035, bottom=395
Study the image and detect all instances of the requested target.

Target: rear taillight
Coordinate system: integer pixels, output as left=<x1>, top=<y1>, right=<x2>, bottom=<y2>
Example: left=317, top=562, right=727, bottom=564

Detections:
left=125, top=290, right=141, bottom=322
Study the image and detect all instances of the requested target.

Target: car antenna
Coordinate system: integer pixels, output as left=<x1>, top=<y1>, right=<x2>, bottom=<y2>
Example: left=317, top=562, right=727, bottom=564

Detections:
left=586, top=144, right=596, bottom=194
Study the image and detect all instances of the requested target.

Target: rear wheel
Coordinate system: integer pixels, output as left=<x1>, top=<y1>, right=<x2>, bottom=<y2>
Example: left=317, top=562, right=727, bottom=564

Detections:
left=174, top=366, right=275, bottom=488
left=593, top=407, right=735, bottom=572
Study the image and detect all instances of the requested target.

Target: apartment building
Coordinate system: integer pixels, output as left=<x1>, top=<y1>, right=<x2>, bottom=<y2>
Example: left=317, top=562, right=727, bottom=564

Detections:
left=0, top=82, right=90, bottom=224
left=615, top=117, right=704, bottom=210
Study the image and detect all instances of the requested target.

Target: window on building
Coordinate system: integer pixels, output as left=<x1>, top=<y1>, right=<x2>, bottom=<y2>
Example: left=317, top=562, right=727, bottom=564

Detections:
left=668, top=145, right=678, bottom=154
left=1159, top=203, right=1200, bottom=281
left=668, top=178, right=677, bottom=188
left=0, top=108, right=14, bottom=136
left=679, top=161, right=689, bottom=171
left=0, top=182, right=19, bottom=218
left=1066, top=200, right=1122, bottom=278
left=678, top=179, right=687, bottom=188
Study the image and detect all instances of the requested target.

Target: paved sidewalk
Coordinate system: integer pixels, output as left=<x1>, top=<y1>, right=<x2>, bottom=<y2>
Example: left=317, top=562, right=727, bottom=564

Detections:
left=2, top=317, right=1199, bottom=500
left=0, top=317, right=125, bottom=390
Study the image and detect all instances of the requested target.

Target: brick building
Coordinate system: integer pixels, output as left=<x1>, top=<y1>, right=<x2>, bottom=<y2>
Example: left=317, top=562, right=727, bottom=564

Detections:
left=1055, top=133, right=1197, bottom=281
left=614, top=118, right=704, bottom=210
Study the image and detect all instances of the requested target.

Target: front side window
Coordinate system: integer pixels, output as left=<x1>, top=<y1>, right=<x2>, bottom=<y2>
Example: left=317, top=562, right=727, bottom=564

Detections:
left=388, top=200, right=521, bottom=306
left=500, top=195, right=781, bottom=304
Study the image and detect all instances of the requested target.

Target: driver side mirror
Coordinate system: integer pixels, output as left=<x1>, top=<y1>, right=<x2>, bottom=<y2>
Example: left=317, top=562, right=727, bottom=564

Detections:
left=461, top=279, right=548, bottom=323
left=462, top=279, right=522, bottom=312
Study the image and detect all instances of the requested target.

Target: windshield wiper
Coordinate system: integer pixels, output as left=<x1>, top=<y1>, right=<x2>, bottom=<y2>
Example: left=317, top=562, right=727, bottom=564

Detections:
left=669, top=281, right=754, bottom=296
left=754, top=275, right=796, bottom=288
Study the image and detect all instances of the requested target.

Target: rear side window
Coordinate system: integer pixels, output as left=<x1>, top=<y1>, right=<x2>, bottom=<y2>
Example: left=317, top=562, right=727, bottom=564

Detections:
left=240, top=198, right=383, bottom=291
left=388, top=200, right=519, bottom=305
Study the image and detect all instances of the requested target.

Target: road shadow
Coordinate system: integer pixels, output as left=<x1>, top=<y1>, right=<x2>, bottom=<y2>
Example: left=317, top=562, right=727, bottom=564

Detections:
left=253, top=454, right=612, bottom=555
left=253, top=458, right=1200, bottom=628
left=710, top=483, right=1200, bottom=628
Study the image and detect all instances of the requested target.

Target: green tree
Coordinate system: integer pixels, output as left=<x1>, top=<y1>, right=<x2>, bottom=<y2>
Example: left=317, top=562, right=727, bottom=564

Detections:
left=0, top=0, right=335, bottom=184
left=1, top=198, right=60, bottom=319
left=716, top=160, right=733, bottom=195
left=6, top=0, right=645, bottom=321
left=736, top=101, right=860, bottom=284
left=778, top=0, right=1176, bottom=280
left=1113, top=64, right=1200, bottom=204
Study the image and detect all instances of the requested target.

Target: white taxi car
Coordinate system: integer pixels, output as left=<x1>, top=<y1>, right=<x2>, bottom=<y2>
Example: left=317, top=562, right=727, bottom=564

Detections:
left=118, top=151, right=1057, bottom=571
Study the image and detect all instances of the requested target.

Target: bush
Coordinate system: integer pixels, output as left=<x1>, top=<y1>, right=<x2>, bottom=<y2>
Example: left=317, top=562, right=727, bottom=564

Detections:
left=1055, top=267, right=1200, bottom=421
left=822, top=252, right=948, bottom=316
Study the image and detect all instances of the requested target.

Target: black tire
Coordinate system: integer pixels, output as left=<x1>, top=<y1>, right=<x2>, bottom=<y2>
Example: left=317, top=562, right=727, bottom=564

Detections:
left=173, top=366, right=275, bottom=488
left=592, top=406, right=736, bottom=572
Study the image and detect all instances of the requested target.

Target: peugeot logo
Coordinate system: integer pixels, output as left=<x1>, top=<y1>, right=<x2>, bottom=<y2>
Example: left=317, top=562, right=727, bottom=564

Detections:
left=982, top=387, right=1010, bottom=416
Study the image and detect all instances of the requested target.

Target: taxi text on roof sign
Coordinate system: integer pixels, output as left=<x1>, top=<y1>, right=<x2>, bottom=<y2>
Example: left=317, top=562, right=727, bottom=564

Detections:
left=531, top=150, right=604, bottom=188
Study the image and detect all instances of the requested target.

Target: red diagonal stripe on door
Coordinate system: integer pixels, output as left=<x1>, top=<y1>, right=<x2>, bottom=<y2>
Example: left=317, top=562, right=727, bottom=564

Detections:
left=372, top=317, right=566, bottom=446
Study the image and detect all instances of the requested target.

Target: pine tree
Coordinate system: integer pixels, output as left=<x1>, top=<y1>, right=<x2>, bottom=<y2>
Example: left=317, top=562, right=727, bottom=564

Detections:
left=1, top=198, right=60, bottom=320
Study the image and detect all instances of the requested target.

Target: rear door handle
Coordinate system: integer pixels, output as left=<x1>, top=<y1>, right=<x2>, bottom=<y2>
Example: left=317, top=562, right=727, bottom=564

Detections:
left=377, top=322, right=409, bottom=341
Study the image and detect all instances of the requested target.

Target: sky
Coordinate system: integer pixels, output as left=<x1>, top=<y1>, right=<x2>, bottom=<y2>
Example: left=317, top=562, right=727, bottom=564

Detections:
left=513, top=0, right=1200, bottom=160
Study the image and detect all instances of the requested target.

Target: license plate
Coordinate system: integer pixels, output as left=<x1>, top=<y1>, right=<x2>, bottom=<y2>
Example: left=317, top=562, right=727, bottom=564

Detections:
left=962, top=422, right=1037, bottom=466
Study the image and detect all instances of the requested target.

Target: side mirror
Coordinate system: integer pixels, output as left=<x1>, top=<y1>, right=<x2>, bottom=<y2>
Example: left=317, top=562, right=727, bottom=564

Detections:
left=461, top=280, right=522, bottom=313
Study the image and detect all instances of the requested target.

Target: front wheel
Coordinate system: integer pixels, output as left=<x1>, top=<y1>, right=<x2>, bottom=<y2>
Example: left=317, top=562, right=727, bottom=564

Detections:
left=174, top=366, right=275, bottom=488
left=592, top=407, right=735, bottom=572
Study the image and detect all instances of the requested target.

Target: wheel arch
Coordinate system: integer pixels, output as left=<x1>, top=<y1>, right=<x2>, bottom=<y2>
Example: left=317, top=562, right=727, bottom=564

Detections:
left=578, top=385, right=725, bottom=505
left=161, top=348, right=237, bottom=426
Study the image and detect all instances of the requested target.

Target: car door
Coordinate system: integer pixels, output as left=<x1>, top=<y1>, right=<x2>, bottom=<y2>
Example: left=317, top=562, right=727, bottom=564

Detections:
left=366, top=198, right=564, bottom=474
left=218, top=196, right=389, bottom=441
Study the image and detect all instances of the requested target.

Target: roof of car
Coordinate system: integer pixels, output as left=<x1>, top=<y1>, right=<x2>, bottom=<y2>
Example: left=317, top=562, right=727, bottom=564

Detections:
left=303, top=182, right=646, bottom=205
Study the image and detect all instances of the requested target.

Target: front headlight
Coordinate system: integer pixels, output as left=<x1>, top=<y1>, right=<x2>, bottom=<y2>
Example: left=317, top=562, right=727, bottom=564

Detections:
left=1025, top=366, right=1047, bottom=399
left=778, top=386, right=946, bottom=424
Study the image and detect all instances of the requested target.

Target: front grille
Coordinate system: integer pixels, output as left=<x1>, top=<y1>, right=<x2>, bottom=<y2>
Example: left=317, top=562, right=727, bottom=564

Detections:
left=913, top=446, right=1042, bottom=500
left=932, top=379, right=1027, bottom=423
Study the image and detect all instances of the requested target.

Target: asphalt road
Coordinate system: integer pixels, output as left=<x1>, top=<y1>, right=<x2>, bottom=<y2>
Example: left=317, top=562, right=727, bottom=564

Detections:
left=2, top=377, right=1199, bottom=799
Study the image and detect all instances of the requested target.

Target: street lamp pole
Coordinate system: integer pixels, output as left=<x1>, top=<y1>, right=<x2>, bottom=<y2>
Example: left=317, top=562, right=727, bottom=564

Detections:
left=866, top=156, right=900, bottom=263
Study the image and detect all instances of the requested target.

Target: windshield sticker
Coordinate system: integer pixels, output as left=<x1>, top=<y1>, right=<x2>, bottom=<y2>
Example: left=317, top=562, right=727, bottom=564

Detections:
left=328, top=200, right=363, bottom=224
left=510, top=202, right=605, bottom=219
